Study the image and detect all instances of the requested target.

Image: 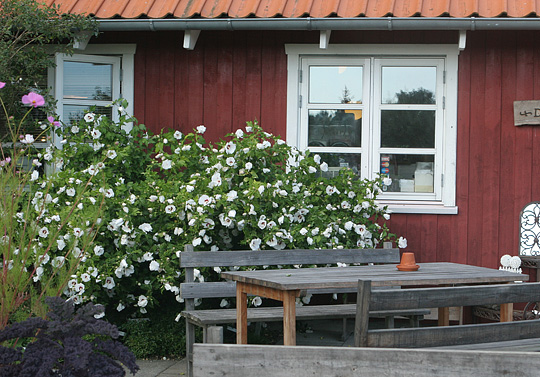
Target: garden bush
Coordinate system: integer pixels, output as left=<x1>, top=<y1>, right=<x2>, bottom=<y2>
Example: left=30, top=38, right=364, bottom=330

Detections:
left=10, top=98, right=405, bottom=355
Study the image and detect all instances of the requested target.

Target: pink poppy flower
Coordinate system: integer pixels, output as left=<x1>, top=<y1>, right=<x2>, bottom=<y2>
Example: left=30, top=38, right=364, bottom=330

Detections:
left=0, top=82, right=5, bottom=89
left=21, top=92, right=45, bottom=107
left=47, top=116, right=61, bottom=127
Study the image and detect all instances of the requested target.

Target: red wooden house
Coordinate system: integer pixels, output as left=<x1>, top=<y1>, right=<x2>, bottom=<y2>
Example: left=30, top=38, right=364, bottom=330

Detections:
left=45, top=0, right=540, bottom=270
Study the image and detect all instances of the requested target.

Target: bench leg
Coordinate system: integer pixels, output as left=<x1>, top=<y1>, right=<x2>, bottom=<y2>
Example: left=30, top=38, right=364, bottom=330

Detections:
left=385, top=315, right=395, bottom=329
left=342, top=318, right=348, bottom=342
left=186, top=319, right=195, bottom=377
left=206, top=326, right=224, bottom=344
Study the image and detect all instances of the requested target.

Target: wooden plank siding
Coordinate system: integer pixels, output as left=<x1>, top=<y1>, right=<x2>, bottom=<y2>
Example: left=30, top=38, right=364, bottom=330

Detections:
left=96, top=29, right=540, bottom=269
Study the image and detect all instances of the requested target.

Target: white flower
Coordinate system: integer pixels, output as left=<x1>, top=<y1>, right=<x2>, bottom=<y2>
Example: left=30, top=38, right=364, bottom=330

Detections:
left=73, top=228, right=83, bottom=238
left=84, top=113, right=95, bottom=122
left=225, top=141, right=236, bottom=154
left=235, top=129, right=244, bottom=138
left=20, top=134, right=34, bottom=144
left=227, top=190, right=238, bottom=202
left=398, top=236, right=408, bottom=249
left=81, top=273, right=91, bottom=282
left=93, top=142, right=104, bottom=151
left=300, top=228, right=308, bottom=235
left=198, top=195, right=212, bottom=206
left=162, top=159, right=172, bottom=170
left=106, top=150, right=117, bottom=159
left=252, top=296, right=262, bottom=307
left=257, top=216, right=267, bottom=230
left=52, top=256, right=65, bottom=268
left=29, top=170, right=39, bottom=181
left=193, top=237, right=202, bottom=246
left=137, top=295, right=148, bottom=307
left=90, top=128, right=102, bottom=139
left=143, top=252, right=154, bottom=261
left=66, top=188, right=76, bottom=197
left=314, top=154, right=321, bottom=164
left=57, top=239, right=66, bottom=250
left=320, top=162, right=329, bottom=172
left=139, top=223, right=153, bottom=233
left=117, top=303, right=125, bottom=312
left=38, top=227, right=49, bottom=238
left=209, top=172, right=222, bottom=188
left=71, top=125, right=80, bottom=134
left=308, top=166, right=317, bottom=174
left=196, top=125, right=206, bottom=134
left=103, top=188, right=115, bottom=198
left=225, top=157, right=235, bottom=167
left=165, top=204, right=176, bottom=214
left=94, top=245, right=104, bottom=256
left=149, top=260, right=160, bottom=271
left=383, top=177, right=393, bottom=186
left=220, top=299, right=229, bottom=308
left=173, top=130, right=183, bottom=139
left=103, top=277, right=115, bottom=289
left=383, top=213, right=391, bottom=220
left=250, top=238, right=262, bottom=250
left=326, top=185, right=337, bottom=195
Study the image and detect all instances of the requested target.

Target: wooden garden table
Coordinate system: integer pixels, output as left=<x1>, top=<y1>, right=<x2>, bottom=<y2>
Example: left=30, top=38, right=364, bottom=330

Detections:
left=221, top=262, right=529, bottom=346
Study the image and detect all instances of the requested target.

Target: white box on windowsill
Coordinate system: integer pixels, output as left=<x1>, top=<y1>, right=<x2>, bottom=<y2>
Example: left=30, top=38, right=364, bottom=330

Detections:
left=414, top=171, right=434, bottom=193
left=399, top=179, right=415, bottom=192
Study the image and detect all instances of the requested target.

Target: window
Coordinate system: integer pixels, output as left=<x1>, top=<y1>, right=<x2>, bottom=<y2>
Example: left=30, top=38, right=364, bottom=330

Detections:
left=49, top=45, right=136, bottom=148
left=286, top=45, right=459, bottom=214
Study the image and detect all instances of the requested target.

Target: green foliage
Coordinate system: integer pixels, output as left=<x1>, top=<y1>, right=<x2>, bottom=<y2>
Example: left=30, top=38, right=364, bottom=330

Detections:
left=0, top=0, right=97, bottom=130
left=119, top=295, right=186, bottom=359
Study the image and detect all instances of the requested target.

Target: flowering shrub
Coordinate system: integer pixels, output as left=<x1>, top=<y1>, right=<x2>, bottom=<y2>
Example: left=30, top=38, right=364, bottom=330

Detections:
left=23, top=101, right=403, bottom=322
left=0, top=82, right=103, bottom=328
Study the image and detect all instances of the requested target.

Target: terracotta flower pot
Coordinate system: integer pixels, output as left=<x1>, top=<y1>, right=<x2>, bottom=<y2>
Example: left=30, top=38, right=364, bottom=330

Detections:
left=397, top=252, right=420, bottom=271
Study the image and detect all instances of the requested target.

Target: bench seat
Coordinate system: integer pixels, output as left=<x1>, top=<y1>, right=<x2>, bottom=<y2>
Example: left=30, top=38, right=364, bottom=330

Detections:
left=182, top=304, right=429, bottom=327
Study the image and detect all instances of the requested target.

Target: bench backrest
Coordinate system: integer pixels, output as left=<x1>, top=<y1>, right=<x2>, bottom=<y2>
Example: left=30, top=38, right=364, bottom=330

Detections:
left=180, top=244, right=399, bottom=310
left=355, top=280, right=540, bottom=348
left=193, top=344, right=540, bottom=377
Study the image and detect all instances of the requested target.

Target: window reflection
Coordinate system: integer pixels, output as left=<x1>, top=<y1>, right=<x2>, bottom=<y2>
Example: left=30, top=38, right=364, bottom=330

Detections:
left=318, top=152, right=361, bottom=178
left=308, top=110, right=361, bottom=147
left=381, top=67, right=436, bottom=104
left=64, top=61, right=113, bottom=101
left=381, top=154, right=434, bottom=193
left=381, top=110, right=435, bottom=148
left=309, top=66, right=363, bottom=104
left=63, top=105, right=112, bottom=126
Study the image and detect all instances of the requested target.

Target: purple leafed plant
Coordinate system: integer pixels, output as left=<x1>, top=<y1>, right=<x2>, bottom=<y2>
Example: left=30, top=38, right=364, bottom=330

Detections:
left=0, top=297, right=139, bottom=377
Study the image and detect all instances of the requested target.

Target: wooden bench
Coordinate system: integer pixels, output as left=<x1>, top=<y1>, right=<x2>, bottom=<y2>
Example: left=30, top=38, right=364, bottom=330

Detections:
left=354, top=280, right=540, bottom=348
left=180, top=244, right=429, bottom=377
left=193, top=343, right=540, bottom=377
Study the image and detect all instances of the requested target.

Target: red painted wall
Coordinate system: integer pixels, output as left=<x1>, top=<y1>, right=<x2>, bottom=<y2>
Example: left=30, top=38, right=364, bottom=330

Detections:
left=97, top=29, right=540, bottom=270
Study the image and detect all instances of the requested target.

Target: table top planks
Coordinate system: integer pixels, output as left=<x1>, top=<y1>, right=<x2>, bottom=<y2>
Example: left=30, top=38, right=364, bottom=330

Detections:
left=221, top=262, right=529, bottom=291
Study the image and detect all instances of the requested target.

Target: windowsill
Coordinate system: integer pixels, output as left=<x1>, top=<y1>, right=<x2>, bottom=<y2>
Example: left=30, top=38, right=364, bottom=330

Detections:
left=380, top=201, right=458, bottom=215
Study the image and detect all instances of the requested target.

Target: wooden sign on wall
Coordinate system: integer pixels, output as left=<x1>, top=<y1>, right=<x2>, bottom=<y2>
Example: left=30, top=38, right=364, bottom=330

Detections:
left=514, top=100, right=540, bottom=126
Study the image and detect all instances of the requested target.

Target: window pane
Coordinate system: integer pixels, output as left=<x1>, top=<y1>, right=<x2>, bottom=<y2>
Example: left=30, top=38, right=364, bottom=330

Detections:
left=381, top=110, right=435, bottom=148
left=308, top=110, right=361, bottom=147
left=318, top=152, right=361, bottom=177
left=381, top=67, right=436, bottom=104
left=64, top=61, right=113, bottom=101
left=309, top=66, right=363, bottom=104
left=63, top=105, right=112, bottom=126
left=381, top=154, right=434, bottom=193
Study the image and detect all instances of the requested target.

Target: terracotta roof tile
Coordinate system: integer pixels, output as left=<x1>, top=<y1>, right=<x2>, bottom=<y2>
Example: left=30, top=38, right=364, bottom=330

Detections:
left=47, top=0, right=540, bottom=19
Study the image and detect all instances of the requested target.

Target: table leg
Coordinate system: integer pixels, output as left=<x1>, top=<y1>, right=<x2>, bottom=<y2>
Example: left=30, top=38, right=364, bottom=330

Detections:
left=438, top=307, right=450, bottom=326
left=236, top=283, right=248, bottom=344
left=500, top=303, right=513, bottom=322
left=283, top=291, right=297, bottom=346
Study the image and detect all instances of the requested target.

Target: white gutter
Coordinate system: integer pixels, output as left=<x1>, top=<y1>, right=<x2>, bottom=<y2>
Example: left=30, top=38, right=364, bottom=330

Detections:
left=97, top=17, right=540, bottom=32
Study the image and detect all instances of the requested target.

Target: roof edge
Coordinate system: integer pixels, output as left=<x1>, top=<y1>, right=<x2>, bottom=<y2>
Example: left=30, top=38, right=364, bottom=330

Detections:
left=96, top=17, right=540, bottom=32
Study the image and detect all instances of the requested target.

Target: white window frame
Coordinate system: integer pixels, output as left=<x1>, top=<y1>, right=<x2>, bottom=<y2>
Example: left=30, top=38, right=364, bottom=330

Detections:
left=48, top=44, right=136, bottom=149
left=286, top=44, right=459, bottom=215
